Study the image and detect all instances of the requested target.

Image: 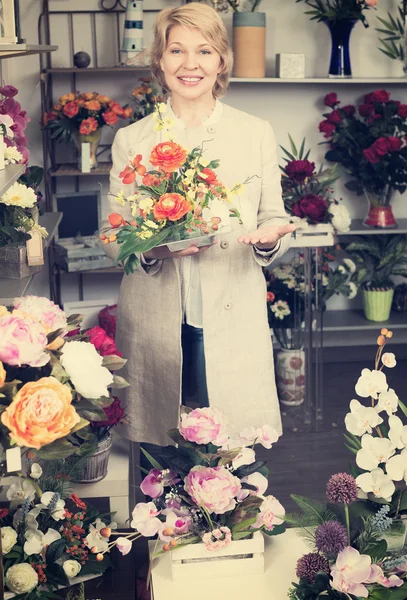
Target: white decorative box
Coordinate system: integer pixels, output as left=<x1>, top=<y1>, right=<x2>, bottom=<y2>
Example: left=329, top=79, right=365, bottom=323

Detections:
left=276, top=53, right=305, bottom=79
left=290, top=223, right=335, bottom=248
left=163, top=532, right=264, bottom=580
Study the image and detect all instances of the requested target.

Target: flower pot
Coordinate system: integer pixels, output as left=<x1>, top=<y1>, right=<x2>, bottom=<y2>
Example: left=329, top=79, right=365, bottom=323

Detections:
left=232, top=12, right=266, bottom=78
left=169, top=532, right=264, bottom=580
left=73, top=128, right=102, bottom=170
left=70, top=433, right=112, bottom=483
left=380, top=518, right=407, bottom=552
left=0, top=244, right=42, bottom=279
left=275, top=347, right=305, bottom=407
left=326, top=20, right=357, bottom=78
left=362, top=288, right=395, bottom=322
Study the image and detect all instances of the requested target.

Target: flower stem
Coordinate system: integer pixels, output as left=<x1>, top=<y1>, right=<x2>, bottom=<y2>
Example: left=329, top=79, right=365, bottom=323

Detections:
left=344, top=504, right=351, bottom=545
left=201, top=506, right=214, bottom=530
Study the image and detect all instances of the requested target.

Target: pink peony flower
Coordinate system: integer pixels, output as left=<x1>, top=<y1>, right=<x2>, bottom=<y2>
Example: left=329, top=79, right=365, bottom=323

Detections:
left=253, top=495, right=285, bottom=531
left=202, top=527, right=232, bottom=551
left=130, top=502, right=162, bottom=537
left=0, top=313, right=49, bottom=367
left=116, top=537, right=132, bottom=555
left=13, top=296, right=67, bottom=334
left=184, top=466, right=241, bottom=514
left=140, top=468, right=179, bottom=499
left=179, top=407, right=229, bottom=446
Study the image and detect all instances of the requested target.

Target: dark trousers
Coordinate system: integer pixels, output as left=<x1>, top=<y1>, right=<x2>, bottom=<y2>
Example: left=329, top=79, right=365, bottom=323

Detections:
left=140, top=324, right=209, bottom=474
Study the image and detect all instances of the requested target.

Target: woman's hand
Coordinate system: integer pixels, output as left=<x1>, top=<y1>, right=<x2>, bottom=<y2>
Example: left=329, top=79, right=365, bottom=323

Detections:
left=238, top=223, right=296, bottom=250
left=144, top=240, right=217, bottom=260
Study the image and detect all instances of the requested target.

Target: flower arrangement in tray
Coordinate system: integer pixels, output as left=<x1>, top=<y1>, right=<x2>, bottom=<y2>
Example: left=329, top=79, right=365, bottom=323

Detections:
left=101, top=407, right=285, bottom=561
left=294, top=0, right=378, bottom=26
left=131, top=78, right=165, bottom=123
left=280, top=136, right=351, bottom=233
left=103, top=103, right=247, bottom=274
left=0, top=295, right=128, bottom=461
left=289, top=331, right=407, bottom=600
left=0, top=463, right=115, bottom=599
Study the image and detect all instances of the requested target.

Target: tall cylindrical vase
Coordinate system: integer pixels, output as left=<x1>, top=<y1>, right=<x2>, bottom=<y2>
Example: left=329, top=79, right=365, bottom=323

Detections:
left=73, top=128, right=102, bottom=170
left=233, top=12, right=266, bottom=78
left=326, top=20, right=357, bottom=78
left=273, top=329, right=305, bottom=407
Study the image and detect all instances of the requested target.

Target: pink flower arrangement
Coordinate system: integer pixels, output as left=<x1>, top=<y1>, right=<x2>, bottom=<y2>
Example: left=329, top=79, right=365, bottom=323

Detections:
left=0, top=84, right=30, bottom=163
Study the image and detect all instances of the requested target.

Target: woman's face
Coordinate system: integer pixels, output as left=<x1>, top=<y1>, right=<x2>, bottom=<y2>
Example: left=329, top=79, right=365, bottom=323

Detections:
left=160, top=25, right=222, bottom=102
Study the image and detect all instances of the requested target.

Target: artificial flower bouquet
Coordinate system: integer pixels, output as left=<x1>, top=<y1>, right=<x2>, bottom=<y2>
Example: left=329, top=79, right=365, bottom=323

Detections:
left=103, top=103, right=246, bottom=274
left=280, top=136, right=351, bottom=232
left=0, top=295, right=128, bottom=461
left=43, top=91, right=132, bottom=144
left=131, top=78, right=165, bottom=123
left=1, top=463, right=115, bottom=599
left=295, top=0, right=378, bottom=26
left=289, top=331, right=407, bottom=600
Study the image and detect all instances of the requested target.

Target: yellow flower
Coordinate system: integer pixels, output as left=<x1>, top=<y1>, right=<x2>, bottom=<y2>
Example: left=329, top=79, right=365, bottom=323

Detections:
left=186, top=186, right=197, bottom=204
left=131, top=204, right=139, bottom=217
left=30, top=224, right=48, bottom=238
left=0, top=306, right=9, bottom=318
left=138, top=229, right=153, bottom=240
left=59, top=92, right=75, bottom=105
left=183, top=169, right=196, bottom=186
left=157, top=102, right=167, bottom=114
left=144, top=219, right=159, bottom=229
left=139, top=198, right=154, bottom=213
left=199, top=158, right=209, bottom=167
left=127, top=193, right=140, bottom=203
left=0, top=360, right=6, bottom=387
left=116, top=191, right=126, bottom=206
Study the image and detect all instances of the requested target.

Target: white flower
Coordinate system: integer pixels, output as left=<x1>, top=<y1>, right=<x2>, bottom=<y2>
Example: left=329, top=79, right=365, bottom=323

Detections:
left=1, top=526, right=17, bottom=554
left=5, top=563, right=38, bottom=595
left=382, top=353, right=397, bottom=369
left=338, top=265, right=346, bottom=274
left=386, top=449, right=407, bottom=483
left=356, top=467, right=395, bottom=501
left=270, top=300, right=291, bottom=319
left=40, top=491, right=66, bottom=521
left=63, top=560, right=82, bottom=578
left=24, top=527, right=61, bottom=556
left=116, top=537, right=133, bottom=556
left=84, top=518, right=117, bottom=553
left=376, top=389, right=399, bottom=416
left=345, top=399, right=383, bottom=437
left=355, top=368, right=388, bottom=399
left=343, top=258, right=356, bottom=274
left=329, top=202, right=351, bottom=232
left=356, top=434, right=395, bottom=471
left=4, top=146, right=22, bottom=165
left=30, top=223, right=48, bottom=238
left=239, top=427, right=257, bottom=445
left=7, top=477, right=36, bottom=506
left=0, top=114, right=14, bottom=138
left=232, top=447, right=256, bottom=470
left=131, top=503, right=162, bottom=537
left=347, top=282, right=358, bottom=300
left=30, top=463, right=43, bottom=480
left=255, top=425, right=279, bottom=449
left=237, top=472, right=269, bottom=501
left=0, top=182, right=37, bottom=208
left=253, top=495, right=285, bottom=531
left=388, top=415, right=407, bottom=450
left=60, top=341, right=113, bottom=399
left=202, top=199, right=231, bottom=230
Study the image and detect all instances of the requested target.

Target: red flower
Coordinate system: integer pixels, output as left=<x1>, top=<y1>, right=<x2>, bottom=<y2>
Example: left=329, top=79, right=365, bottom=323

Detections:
left=324, top=92, right=339, bottom=107
left=109, top=102, right=124, bottom=116
left=285, top=159, right=315, bottom=183
left=0, top=508, right=9, bottom=519
left=319, top=120, right=336, bottom=138
left=327, top=110, right=342, bottom=125
left=371, top=90, right=391, bottom=103
left=63, top=101, right=79, bottom=118
left=292, top=194, right=328, bottom=224
left=398, top=104, right=407, bottom=118
left=197, top=167, right=218, bottom=185
left=142, top=173, right=162, bottom=187
left=342, top=105, right=356, bottom=117
left=92, top=397, right=125, bottom=428
left=267, top=291, right=275, bottom=303
left=373, top=137, right=391, bottom=157
left=363, top=147, right=381, bottom=163
left=79, top=117, right=98, bottom=135
left=359, top=103, right=375, bottom=117
left=86, top=325, right=122, bottom=357
left=70, top=493, right=87, bottom=510
left=387, top=136, right=403, bottom=152
left=103, top=110, right=118, bottom=126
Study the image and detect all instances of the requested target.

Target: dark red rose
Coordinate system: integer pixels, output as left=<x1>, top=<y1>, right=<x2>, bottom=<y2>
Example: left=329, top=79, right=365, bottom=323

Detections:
left=292, top=194, right=328, bottom=224
left=359, top=103, right=375, bottom=117
left=86, top=325, right=123, bottom=357
left=0, top=509, right=9, bottom=519
left=285, top=159, right=315, bottom=183
left=364, top=92, right=375, bottom=104
left=363, top=147, right=381, bottom=163
left=327, top=109, right=342, bottom=125
left=387, top=136, right=402, bottom=152
left=319, top=120, right=336, bottom=138
left=92, top=397, right=125, bottom=428
left=393, top=100, right=401, bottom=108
left=342, top=105, right=356, bottom=117
left=373, top=137, right=391, bottom=157
left=324, top=92, right=339, bottom=107
left=398, top=104, right=407, bottom=118
left=371, top=90, right=391, bottom=103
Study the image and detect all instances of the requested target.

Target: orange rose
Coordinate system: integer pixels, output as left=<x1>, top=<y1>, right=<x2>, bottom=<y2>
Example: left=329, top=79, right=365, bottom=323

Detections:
left=123, top=106, right=133, bottom=119
left=63, top=101, right=79, bottom=118
left=150, top=141, right=188, bottom=173
left=1, top=377, right=80, bottom=449
left=198, top=167, right=218, bottom=185
left=84, top=100, right=101, bottom=111
left=96, top=95, right=111, bottom=104
left=102, top=110, right=118, bottom=126
left=109, top=102, right=124, bottom=116
left=0, top=361, right=5, bottom=387
left=81, top=92, right=97, bottom=101
left=153, top=193, right=192, bottom=222
left=79, top=117, right=98, bottom=135
left=59, top=92, right=75, bottom=105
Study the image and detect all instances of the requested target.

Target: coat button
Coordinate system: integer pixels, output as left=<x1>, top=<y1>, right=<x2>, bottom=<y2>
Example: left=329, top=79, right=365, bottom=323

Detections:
left=207, top=126, right=215, bottom=134
left=220, top=241, right=229, bottom=250
left=224, top=302, right=232, bottom=310
left=128, top=148, right=135, bottom=156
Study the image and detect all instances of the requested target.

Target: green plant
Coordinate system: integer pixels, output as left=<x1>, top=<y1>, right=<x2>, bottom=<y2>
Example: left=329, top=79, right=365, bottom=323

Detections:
left=295, top=0, right=376, bottom=26
left=343, top=234, right=407, bottom=289
left=376, top=3, right=404, bottom=61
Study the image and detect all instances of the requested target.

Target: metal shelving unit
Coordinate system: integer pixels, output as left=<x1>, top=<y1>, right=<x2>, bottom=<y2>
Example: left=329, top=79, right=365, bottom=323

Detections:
left=0, top=164, right=26, bottom=195
left=51, top=163, right=112, bottom=178
left=0, top=43, right=57, bottom=59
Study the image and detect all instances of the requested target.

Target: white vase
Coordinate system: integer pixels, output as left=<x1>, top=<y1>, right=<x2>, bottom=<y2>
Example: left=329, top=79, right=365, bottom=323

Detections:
left=275, top=348, right=305, bottom=407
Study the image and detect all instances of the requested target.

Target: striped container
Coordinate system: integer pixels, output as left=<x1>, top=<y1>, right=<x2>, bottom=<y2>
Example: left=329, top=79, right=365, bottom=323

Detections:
left=363, top=288, right=395, bottom=322
left=71, top=433, right=112, bottom=483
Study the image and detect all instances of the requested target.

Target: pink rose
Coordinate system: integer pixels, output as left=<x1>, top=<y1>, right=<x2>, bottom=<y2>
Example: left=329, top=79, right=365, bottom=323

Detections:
left=363, top=147, right=381, bottom=163
left=202, top=527, right=232, bottom=551
left=365, top=0, right=378, bottom=7
left=0, top=313, right=49, bottom=367
left=253, top=495, right=285, bottom=531
left=13, top=296, right=67, bottom=334
left=179, top=407, right=228, bottom=446
left=359, top=103, right=375, bottom=117
left=184, top=466, right=241, bottom=514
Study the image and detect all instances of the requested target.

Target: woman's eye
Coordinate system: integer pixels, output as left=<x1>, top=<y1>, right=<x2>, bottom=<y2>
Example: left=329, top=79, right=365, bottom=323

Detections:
left=201, top=50, right=211, bottom=55
left=170, top=49, right=182, bottom=54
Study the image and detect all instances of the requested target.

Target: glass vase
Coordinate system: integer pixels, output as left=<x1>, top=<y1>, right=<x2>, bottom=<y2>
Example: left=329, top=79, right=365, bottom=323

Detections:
left=73, top=128, right=102, bottom=170
left=326, top=20, right=357, bottom=78
left=363, top=189, right=397, bottom=229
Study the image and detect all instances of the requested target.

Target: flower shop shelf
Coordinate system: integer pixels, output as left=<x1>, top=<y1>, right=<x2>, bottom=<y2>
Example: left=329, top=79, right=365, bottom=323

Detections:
left=337, top=219, right=407, bottom=236
left=229, top=77, right=407, bottom=84
left=50, top=162, right=112, bottom=177
left=0, top=164, right=26, bottom=196
left=0, top=44, right=57, bottom=59
left=44, top=66, right=149, bottom=74
left=0, top=212, right=62, bottom=304
left=324, top=310, right=407, bottom=331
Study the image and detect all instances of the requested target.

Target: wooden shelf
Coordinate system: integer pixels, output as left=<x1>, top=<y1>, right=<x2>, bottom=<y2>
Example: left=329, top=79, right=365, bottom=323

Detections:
left=338, top=219, right=407, bottom=236
left=0, top=44, right=57, bottom=59
left=324, top=309, right=407, bottom=331
left=61, top=266, right=124, bottom=275
left=51, top=163, right=112, bottom=177
left=0, top=164, right=26, bottom=196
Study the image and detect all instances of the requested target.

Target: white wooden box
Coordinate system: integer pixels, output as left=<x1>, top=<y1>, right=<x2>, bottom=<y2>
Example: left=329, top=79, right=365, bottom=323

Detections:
left=290, top=223, right=335, bottom=248
left=167, top=532, right=264, bottom=580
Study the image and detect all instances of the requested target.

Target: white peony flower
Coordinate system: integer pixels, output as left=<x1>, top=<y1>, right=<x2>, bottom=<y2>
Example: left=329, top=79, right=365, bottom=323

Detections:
left=382, top=353, right=397, bottom=369
left=4, top=146, right=22, bottom=165
left=30, top=463, right=43, bottom=480
left=356, top=434, right=395, bottom=471
left=376, top=389, right=399, bottom=416
left=39, top=492, right=66, bottom=521
left=356, top=467, right=395, bottom=501
left=24, top=527, right=61, bottom=556
left=63, top=560, right=82, bottom=578
left=1, top=526, right=17, bottom=554
left=355, top=368, right=388, bottom=399
left=345, top=399, right=383, bottom=437
left=5, top=563, right=39, bottom=595
left=343, top=258, right=356, bottom=274
left=388, top=415, right=407, bottom=450
left=386, top=449, right=407, bottom=483
left=347, top=282, right=358, bottom=300
left=60, top=341, right=114, bottom=399
left=7, top=477, right=36, bottom=506
left=329, top=202, right=351, bottom=232
left=0, top=182, right=37, bottom=208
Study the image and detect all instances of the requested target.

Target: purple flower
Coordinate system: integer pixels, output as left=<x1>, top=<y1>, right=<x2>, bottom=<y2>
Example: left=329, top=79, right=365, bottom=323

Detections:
left=315, top=521, right=348, bottom=557
left=0, top=85, right=18, bottom=98
left=326, top=473, right=358, bottom=505
left=296, top=552, right=330, bottom=583
left=140, top=469, right=180, bottom=499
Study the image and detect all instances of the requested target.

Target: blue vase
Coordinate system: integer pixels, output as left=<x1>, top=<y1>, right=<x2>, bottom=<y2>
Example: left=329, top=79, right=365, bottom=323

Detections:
left=326, top=20, right=357, bottom=78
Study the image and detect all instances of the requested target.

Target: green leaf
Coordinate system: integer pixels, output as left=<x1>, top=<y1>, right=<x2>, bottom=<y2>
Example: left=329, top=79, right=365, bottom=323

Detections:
left=234, top=461, right=267, bottom=478
left=70, top=417, right=89, bottom=434
left=288, top=133, right=298, bottom=158
left=232, top=516, right=257, bottom=533
left=101, top=354, right=127, bottom=371
left=46, top=562, right=70, bottom=587
left=36, top=438, right=77, bottom=459
left=140, top=446, right=164, bottom=470
left=46, top=539, right=66, bottom=564
left=262, top=523, right=285, bottom=536
left=398, top=398, right=407, bottom=420
left=291, top=494, right=325, bottom=524
left=110, top=374, right=130, bottom=389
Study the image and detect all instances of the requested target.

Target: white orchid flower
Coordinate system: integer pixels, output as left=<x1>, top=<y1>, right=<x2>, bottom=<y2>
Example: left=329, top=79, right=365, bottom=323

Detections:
left=388, top=415, right=407, bottom=450
left=24, top=528, right=61, bottom=556
left=386, top=449, right=407, bottom=483
left=6, top=477, right=36, bottom=507
left=356, top=467, right=395, bottom=501
left=202, top=199, right=231, bottom=230
left=382, top=353, right=397, bottom=369
left=232, top=447, right=256, bottom=471
left=131, top=503, right=162, bottom=537
left=39, top=492, right=66, bottom=521
left=345, top=399, right=383, bottom=436
left=84, top=518, right=117, bottom=553
left=376, top=389, right=399, bottom=416
left=355, top=368, right=388, bottom=399
left=356, top=434, right=395, bottom=471
left=29, top=464, right=43, bottom=480
left=237, top=472, right=268, bottom=502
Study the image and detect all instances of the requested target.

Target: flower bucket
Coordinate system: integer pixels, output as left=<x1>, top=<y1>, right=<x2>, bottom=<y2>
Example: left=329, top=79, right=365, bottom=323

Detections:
left=71, top=433, right=112, bottom=483
left=275, top=347, right=305, bottom=407
left=363, top=288, right=395, bottom=322
left=0, top=244, right=42, bottom=279
left=73, top=128, right=102, bottom=170
left=232, top=12, right=266, bottom=78
left=169, top=532, right=264, bottom=580
left=380, top=519, right=407, bottom=552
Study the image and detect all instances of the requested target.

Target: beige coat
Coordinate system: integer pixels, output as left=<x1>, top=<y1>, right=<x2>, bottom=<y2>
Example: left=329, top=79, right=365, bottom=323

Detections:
left=102, top=101, right=291, bottom=446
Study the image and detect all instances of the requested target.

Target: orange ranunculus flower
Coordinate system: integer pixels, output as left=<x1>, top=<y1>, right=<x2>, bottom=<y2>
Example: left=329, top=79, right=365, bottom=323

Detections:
left=63, top=101, right=79, bottom=119
left=119, top=155, right=146, bottom=184
left=0, top=361, right=5, bottom=387
left=84, top=100, right=101, bottom=111
left=102, top=110, right=118, bottom=126
left=142, top=173, right=162, bottom=187
left=150, top=141, right=188, bottom=173
left=79, top=117, right=98, bottom=135
left=81, top=92, right=96, bottom=101
left=267, top=291, right=275, bottom=303
left=153, top=193, right=192, bottom=222
left=1, top=377, right=80, bottom=450
left=96, top=94, right=111, bottom=104
left=198, top=167, right=218, bottom=185
left=43, top=110, right=58, bottom=126
left=123, top=106, right=133, bottom=119
left=59, top=92, right=75, bottom=105
left=109, top=102, right=124, bottom=116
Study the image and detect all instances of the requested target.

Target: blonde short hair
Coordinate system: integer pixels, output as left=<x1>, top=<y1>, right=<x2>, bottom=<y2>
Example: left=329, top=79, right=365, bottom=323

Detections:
left=150, top=3, right=233, bottom=98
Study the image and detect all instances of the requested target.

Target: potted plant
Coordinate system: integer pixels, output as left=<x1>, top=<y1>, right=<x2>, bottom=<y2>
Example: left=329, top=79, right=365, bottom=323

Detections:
left=320, top=90, right=407, bottom=228
left=342, top=235, right=407, bottom=321
left=294, top=0, right=378, bottom=77
left=130, top=77, right=165, bottom=123
left=376, top=2, right=406, bottom=74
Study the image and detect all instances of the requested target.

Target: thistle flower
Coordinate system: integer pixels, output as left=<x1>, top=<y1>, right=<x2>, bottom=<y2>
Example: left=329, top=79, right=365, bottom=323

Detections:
left=326, top=473, right=358, bottom=505
left=315, top=521, right=348, bottom=557
left=296, top=552, right=330, bottom=583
